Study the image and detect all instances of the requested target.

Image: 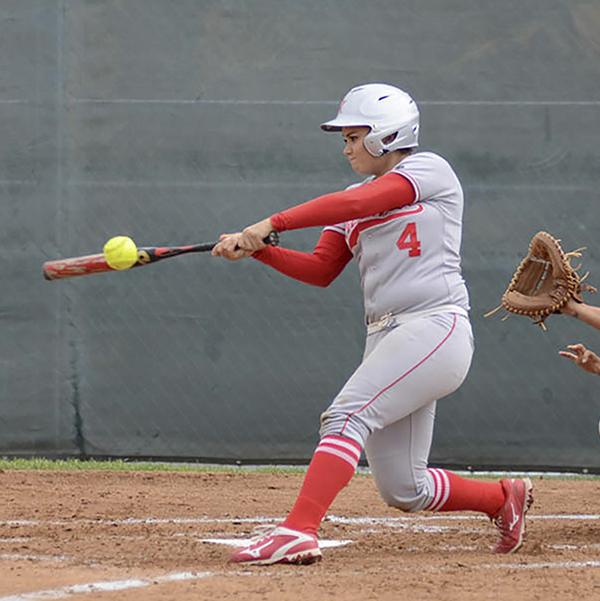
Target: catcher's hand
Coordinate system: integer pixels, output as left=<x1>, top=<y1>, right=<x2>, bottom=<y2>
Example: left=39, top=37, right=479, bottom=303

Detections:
left=559, top=344, right=600, bottom=375
left=485, top=231, right=596, bottom=330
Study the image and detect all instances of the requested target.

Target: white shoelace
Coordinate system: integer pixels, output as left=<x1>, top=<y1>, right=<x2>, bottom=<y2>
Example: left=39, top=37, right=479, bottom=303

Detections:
left=246, top=523, right=277, bottom=543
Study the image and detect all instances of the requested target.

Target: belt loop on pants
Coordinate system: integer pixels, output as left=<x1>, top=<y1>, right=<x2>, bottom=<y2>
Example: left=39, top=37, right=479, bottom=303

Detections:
left=366, top=305, right=470, bottom=336
left=366, top=312, right=396, bottom=335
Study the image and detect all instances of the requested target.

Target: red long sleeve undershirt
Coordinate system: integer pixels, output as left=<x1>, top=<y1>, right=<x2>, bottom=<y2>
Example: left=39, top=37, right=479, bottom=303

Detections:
left=270, top=171, right=416, bottom=232
left=253, top=229, right=352, bottom=287
left=253, top=172, right=416, bottom=286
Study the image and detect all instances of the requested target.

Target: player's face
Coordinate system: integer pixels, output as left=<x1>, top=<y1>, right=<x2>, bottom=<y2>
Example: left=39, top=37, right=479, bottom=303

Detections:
left=341, top=127, right=381, bottom=176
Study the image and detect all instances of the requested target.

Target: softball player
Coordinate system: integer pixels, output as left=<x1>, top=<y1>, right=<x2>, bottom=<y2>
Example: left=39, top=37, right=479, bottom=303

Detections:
left=213, top=83, right=533, bottom=565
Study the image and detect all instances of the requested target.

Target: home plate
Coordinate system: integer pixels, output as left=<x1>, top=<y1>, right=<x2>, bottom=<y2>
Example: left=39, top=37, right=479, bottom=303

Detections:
left=201, top=538, right=353, bottom=548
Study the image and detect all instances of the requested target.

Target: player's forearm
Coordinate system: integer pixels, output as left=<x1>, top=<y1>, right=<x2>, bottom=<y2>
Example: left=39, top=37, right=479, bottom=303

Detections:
left=270, top=172, right=415, bottom=232
left=253, top=247, right=346, bottom=287
left=568, top=302, right=600, bottom=330
left=253, top=233, right=352, bottom=287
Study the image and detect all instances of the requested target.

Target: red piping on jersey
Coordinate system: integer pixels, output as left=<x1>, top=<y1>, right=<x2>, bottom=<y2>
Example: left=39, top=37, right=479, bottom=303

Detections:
left=339, top=313, right=458, bottom=436
left=397, top=170, right=421, bottom=200
left=347, top=204, right=424, bottom=249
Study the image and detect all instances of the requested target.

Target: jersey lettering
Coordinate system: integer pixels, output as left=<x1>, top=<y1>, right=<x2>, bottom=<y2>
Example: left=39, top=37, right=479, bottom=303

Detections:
left=396, top=222, right=421, bottom=257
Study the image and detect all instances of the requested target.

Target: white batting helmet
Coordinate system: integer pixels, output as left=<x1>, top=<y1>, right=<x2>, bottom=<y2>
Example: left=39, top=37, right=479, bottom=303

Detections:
left=321, top=83, right=420, bottom=157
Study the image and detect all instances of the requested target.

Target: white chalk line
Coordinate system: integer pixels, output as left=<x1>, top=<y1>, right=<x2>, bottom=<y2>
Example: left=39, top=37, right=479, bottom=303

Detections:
left=0, top=571, right=217, bottom=601
left=3, top=529, right=597, bottom=553
left=200, top=537, right=351, bottom=549
left=549, top=543, right=600, bottom=551
left=398, top=559, right=600, bottom=572
left=3, top=513, right=600, bottom=528
left=484, top=560, right=600, bottom=571
left=0, top=531, right=598, bottom=601
left=0, top=553, right=71, bottom=563
left=393, top=560, right=600, bottom=572
left=345, top=521, right=486, bottom=534
left=329, top=514, right=600, bottom=523
left=0, top=559, right=598, bottom=601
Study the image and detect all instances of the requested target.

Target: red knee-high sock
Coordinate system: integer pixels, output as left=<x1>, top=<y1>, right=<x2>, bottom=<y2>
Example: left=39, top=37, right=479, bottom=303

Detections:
left=282, top=435, right=362, bottom=535
left=425, top=468, right=505, bottom=516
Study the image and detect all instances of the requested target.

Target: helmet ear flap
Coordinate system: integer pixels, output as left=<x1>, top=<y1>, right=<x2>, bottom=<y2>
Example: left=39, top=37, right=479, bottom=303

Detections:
left=362, top=132, right=385, bottom=157
left=363, top=130, right=400, bottom=157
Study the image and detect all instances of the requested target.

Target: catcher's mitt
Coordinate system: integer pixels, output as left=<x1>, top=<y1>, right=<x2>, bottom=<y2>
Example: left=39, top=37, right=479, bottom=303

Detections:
left=485, top=231, right=596, bottom=330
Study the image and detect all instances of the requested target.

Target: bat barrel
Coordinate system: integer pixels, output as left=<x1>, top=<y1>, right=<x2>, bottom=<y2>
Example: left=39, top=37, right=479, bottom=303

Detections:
left=42, top=254, right=113, bottom=280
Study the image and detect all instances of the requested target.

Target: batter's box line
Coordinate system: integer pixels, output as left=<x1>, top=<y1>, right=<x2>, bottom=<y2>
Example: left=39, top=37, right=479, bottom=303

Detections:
left=2, top=561, right=600, bottom=601
left=0, top=570, right=275, bottom=601
left=0, top=553, right=72, bottom=563
left=481, top=560, right=600, bottom=571
left=1, top=513, right=599, bottom=529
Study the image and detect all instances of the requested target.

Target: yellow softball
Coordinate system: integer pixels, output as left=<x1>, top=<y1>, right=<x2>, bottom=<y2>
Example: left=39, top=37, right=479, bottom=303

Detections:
left=103, top=236, right=139, bottom=270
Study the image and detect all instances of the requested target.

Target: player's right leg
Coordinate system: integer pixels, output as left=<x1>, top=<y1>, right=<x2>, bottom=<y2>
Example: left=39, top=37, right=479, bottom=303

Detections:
left=366, top=406, right=534, bottom=554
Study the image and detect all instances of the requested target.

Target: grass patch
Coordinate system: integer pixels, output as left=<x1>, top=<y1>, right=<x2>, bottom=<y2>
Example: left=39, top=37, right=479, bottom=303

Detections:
left=0, top=457, right=308, bottom=474
left=0, top=457, right=597, bottom=479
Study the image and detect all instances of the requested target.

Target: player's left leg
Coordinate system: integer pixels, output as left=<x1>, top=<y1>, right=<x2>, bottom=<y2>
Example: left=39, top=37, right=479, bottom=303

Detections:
left=366, top=405, right=533, bottom=554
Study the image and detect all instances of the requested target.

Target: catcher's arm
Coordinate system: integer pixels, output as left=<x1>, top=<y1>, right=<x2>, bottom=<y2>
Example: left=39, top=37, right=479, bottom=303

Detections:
left=561, top=300, right=600, bottom=330
left=559, top=344, right=600, bottom=375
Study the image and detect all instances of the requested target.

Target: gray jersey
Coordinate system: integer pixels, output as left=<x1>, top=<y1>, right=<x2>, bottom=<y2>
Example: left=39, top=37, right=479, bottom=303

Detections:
left=325, top=152, right=470, bottom=324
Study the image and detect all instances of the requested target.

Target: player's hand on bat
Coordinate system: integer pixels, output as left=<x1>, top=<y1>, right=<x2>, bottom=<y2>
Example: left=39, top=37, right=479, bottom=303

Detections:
left=237, top=218, right=274, bottom=252
left=211, top=233, right=253, bottom=261
left=559, top=343, right=600, bottom=375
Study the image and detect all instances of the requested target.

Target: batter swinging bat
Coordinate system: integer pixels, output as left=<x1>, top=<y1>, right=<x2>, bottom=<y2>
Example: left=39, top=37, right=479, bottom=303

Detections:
left=42, top=232, right=279, bottom=281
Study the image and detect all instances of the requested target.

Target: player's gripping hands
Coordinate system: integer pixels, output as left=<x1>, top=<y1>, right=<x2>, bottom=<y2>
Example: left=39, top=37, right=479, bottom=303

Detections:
left=212, top=218, right=274, bottom=259
left=236, top=218, right=274, bottom=252
left=211, top=233, right=253, bottom=261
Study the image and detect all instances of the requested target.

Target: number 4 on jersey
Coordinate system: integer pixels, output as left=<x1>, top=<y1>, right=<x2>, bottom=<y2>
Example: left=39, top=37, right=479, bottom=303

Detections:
left=396, top=222, right=421, bottom=257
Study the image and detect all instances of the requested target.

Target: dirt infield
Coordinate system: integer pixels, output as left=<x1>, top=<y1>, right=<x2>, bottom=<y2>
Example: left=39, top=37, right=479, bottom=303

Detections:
left=0, top=469, right=599, bottom=600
